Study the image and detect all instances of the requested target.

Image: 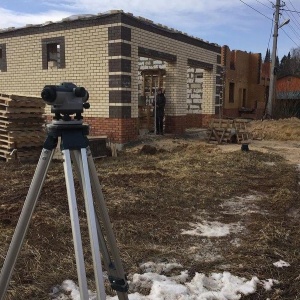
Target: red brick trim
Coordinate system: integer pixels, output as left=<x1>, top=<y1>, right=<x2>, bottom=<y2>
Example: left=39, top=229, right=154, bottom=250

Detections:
left=45, top=115, right=138, bottom=144
left=165, top=115, right=186, bottom=134
left=186, top=114, right=202, bottom=128
left=85, top=117, right=138, bottom=143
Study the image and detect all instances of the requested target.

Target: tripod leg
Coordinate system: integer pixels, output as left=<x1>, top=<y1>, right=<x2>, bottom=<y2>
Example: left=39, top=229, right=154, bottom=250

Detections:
left=62, top=149, right=90, bottom=300
left=86, top=147, right=129, bottom=300
left=71, top=151, right=112, bottom=272
left=72, top=149, right=106, bottom=300
left=0, top=148, right=55, bottom=300
left=73, top=151, right=125, bottom=298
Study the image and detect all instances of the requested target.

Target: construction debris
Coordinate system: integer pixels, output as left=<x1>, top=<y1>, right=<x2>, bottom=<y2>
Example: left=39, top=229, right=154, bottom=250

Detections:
left=0, top=93, right=46, bottom=162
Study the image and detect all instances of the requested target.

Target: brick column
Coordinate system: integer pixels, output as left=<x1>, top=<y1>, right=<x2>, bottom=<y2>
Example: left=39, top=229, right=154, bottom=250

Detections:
left=165, top=57, right=187, bottom=134
left=107, top=25, right=138, bottom=144
left=202, top=66, right=217, bottom=125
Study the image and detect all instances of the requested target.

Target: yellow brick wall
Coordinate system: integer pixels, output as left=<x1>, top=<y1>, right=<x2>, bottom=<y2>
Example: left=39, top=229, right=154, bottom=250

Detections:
left=0, top=20, right=219, bottom=120
left=130, top=27, right=218, bottom=117
left=0, top=25, right=110, bottom=118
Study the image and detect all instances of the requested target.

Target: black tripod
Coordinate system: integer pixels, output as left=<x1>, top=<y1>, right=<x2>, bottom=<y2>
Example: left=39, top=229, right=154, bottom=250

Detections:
left=0, top=120, right=129, bottom=300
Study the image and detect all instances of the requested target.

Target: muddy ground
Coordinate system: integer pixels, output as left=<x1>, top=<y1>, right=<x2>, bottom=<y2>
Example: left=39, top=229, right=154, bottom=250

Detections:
left=0, top=118, right=300, bottom=299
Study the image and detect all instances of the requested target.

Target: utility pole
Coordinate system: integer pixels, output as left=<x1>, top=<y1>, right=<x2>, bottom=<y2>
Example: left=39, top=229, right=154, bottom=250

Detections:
left=266, top=0, right=281, bottom=118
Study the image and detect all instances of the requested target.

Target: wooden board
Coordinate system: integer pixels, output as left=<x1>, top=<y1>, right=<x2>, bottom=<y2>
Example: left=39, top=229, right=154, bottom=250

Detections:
left=0, top=94, right=45, bottom=108
left=0, top=147, right=42, bottom=162
left=0, top=93, right=46, bottom=162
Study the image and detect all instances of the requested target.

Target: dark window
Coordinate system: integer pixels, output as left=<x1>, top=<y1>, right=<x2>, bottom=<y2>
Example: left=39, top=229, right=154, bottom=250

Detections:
left=242, top=88, right=246, bottom=107
left=0, top=44, right=7, bottom=72
left=215, top=105, right=220, bottom=115
left=229, top=82, right=235, bottom=103
left=195, top=73, right=203, bottom=78
left=42, top=37, right=65, bottom=69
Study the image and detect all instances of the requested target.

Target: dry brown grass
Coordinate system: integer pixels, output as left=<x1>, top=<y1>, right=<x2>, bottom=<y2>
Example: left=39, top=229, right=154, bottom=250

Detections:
left=0, top=137, right=299, bottom=299
left=248, top=117, right=300, bottom=141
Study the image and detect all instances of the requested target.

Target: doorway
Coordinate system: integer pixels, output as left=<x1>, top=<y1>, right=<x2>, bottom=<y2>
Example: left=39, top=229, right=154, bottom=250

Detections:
left=138, top=69, right=166, bottom=133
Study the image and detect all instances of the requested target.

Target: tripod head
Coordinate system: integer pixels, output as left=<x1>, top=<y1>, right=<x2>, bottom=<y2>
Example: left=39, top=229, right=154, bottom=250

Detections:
left=41, top=82, right=90, bottom=122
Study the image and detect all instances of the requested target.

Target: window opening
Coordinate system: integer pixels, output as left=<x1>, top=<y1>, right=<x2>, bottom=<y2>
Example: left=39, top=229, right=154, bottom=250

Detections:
left=47, top=43, right=61, bottom=68
left=229, top=82, right=235, bottom=103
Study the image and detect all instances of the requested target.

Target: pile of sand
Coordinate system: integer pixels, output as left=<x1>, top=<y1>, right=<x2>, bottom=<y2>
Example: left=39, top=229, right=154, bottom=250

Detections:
left=248, top=117, right=300, bottom=141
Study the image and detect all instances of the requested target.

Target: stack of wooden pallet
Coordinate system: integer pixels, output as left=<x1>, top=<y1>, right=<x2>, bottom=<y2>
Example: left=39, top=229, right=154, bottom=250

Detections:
left=0, top=93, right=46, bottom=162
left=234, top=118, right=251, bottom=143
left=207, top=118, right=251, bottom=144
left=207, top=118, right=235, bottom=144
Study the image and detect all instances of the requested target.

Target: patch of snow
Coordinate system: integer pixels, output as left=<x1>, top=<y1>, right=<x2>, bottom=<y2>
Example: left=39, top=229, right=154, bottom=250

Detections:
left=264, top=162, right=276, bottom=166
left=273, top=260, right=290, bottom=268
left=261, top=279, right=280, bottom=291
left=181, top=221, right=240, bottom=237
left=51, top=262, right=279, bottom=300
left=139, top=262, right=183, bottom=274
left=221, top=193, right=266, bottom=216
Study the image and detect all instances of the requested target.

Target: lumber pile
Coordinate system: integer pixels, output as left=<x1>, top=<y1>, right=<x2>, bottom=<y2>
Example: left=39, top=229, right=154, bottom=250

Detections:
left=207, top=118, right=235, bottom=144
left=0, top=93, right=46, bottom=162
left=207, top=118, right=251, bottom=144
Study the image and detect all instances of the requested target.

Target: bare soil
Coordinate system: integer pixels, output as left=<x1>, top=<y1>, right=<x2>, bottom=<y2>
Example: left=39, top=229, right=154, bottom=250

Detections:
left=0, top=118, right=300, bottom=300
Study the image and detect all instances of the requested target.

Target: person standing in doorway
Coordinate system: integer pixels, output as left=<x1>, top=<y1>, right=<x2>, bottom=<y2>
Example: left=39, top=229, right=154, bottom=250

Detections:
left=153, top=88, right=166, bottom=135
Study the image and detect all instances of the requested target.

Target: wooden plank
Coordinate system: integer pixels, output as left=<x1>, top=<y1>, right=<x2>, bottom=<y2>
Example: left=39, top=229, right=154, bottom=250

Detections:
left=0, top=111, right=45, bottom=118
left=0, top=141, right=43, bottom=149
left=0, top=95, right=45, bottom=108
left=0, top=147, right=42, bottom=162
left=0, top=105, right=44, bottom=113
left=0, top=133, right=44, bottom=142
left=0, top=130, right=44, bottom=138
left=0, top=98, right=43, bottom=108
left=0, top=118, right=45, bottom=122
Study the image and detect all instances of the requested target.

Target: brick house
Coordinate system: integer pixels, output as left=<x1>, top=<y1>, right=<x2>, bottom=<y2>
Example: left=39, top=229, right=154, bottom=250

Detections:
left=275, top=75, right=300, bottom=118
left=221, top=45, right=270, bottom=119
left=0, top=10, right=222, bottom=145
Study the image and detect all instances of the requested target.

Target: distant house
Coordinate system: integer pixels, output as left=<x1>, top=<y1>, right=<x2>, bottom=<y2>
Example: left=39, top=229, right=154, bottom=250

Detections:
left=221, top=45, right=270, bottom=119
left=275, top=75, right=300, bottom=118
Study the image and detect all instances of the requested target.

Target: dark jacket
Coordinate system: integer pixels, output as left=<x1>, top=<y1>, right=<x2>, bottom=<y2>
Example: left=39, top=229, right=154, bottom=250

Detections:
left=153, top=93, right=166, bottom=117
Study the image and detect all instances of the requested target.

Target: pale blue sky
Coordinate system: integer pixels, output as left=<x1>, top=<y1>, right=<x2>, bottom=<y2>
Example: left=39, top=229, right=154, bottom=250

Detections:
left=0, top=0, right=300, bottom=60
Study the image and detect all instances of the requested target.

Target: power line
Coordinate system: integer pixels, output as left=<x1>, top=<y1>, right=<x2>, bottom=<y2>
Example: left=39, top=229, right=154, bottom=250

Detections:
left=287, top=0, right=300, bottom=26
left=281, top=8, right=300, bottom=13
left=254, top=0, right=273, bottom=9
left=281, top=6, right=300, bottom=34
left=281, top=27, right=300, bottom=48
left=285, top=22, right=300, bottom=40
left=283, top=5, right=300, bottom=30
left=239, top=0, right=273, bottom=20
left=239, top=0, right=300, bottom=55
left=280, top=2, right=300, bottom=48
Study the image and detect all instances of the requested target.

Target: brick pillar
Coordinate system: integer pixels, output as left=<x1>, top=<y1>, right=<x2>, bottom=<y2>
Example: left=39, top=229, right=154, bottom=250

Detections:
left=165, top=57, right=187, bottom=134
left=201, top=66, right=218, bottom=125
left=107, top=25, right=138, bottom=144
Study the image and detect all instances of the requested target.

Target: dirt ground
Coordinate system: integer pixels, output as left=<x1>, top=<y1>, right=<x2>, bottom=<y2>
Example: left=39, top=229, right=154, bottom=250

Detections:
left=0, top=118, right=300, bottom=299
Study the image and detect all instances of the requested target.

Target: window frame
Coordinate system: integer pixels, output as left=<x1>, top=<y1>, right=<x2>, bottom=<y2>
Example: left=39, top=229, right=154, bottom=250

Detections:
left=42, top=37, right=65, bottom=69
